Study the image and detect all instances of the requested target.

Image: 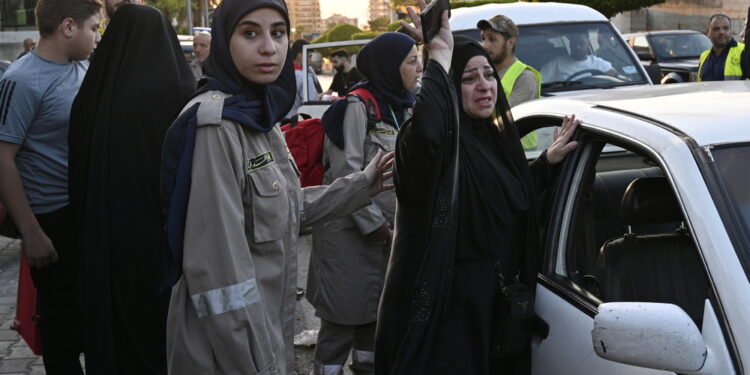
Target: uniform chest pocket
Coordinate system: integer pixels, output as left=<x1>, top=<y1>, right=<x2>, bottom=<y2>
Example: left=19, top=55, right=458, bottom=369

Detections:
left=247, top=166, right=290, bottom=243
left=364, top=126, right=398, bottom=164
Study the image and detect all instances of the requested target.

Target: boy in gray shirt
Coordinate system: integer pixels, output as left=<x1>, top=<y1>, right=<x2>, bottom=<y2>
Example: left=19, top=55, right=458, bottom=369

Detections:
left=0, top=0, right=102, bottom=372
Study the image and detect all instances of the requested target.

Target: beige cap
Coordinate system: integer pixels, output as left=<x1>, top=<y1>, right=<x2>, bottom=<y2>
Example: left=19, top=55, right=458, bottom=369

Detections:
left=477, top=14, right=519, bottom=38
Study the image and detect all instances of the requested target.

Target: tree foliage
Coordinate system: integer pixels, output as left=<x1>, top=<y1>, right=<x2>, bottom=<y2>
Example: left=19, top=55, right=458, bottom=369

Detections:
left=449, top=0, right=666, bottom=18
left=326, top=23, right=363, bottom=41
left=368, top=16, right=390, bottom=31
left=352, top=31, right=381, bottom=40
left=390, top=0, right=419, bottom=6
left=545, top=0, right=666, bottom=18
left=311, top=23, right=363, bottom=56
left=150, top=0, right=184, bottom=22
left=449, top=0, right=515, bottom=10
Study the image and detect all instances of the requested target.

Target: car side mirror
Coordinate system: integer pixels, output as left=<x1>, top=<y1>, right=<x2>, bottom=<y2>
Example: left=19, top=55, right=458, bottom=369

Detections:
left=637, top=52, right=655, bottom=61
left=592, top=302, right=707, bottom=372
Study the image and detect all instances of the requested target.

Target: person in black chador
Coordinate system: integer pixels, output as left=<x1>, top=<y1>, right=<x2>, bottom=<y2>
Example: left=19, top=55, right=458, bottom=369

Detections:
left=375, top=5, right=579, bottom=375
left=68, top=4, right=195, bottom=374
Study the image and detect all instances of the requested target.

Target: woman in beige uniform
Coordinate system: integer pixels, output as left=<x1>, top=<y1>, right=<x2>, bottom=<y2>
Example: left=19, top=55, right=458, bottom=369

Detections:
left=308, top=32, right=422, bottom=375
left=160, top=0, right=394, bottom=373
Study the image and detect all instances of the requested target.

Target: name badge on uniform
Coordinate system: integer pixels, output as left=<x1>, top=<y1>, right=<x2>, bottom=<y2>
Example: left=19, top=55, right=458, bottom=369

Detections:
left=369, top=128, right=397, bottom=136
left=246, top=152, right=274, bottom=173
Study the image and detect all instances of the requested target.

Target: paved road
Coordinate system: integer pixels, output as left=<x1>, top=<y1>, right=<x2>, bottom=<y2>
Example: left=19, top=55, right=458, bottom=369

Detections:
left=0, top=234, right=350, bottom=375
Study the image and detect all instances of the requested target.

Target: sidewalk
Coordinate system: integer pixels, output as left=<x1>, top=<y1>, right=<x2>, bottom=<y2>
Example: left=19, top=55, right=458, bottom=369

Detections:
left=0, top=235, right=45, bottom=375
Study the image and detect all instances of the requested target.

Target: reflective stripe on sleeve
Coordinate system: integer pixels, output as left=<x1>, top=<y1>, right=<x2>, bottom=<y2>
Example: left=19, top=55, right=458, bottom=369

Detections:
left=191, top=278, right=261, bottom=318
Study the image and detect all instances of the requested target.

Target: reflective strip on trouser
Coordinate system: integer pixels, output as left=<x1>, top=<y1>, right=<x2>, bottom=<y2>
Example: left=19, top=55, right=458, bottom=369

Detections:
left=313, top=362, right=344, bottom=375
left=352, top=350, right=374, bottom=364
left=190, top=278, right=261, bottom=318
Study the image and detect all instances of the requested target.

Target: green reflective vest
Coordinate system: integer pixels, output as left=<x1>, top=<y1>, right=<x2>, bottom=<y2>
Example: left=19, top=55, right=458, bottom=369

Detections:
left=697, top=42, right=745, bottom=81
left=501, top=60, right=542, bottom=150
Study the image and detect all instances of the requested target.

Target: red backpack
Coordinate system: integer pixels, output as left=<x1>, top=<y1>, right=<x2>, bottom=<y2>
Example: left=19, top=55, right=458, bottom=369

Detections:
left=281, top=88, right=381, bottom=187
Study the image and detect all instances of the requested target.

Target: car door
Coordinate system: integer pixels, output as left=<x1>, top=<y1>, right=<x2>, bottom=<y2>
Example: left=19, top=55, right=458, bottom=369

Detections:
left=517, top=116, right=685, bottom=374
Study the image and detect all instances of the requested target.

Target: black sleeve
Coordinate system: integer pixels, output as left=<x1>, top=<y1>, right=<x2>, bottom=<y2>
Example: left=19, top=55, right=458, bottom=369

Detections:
left=528, top=150, right=554, bottom=194
left=397, top=61, right=454, bottom=172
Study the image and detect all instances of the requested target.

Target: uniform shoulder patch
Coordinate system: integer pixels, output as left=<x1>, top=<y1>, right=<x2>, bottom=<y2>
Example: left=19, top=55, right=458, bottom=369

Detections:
left=369, top=128, right=397, bottom=136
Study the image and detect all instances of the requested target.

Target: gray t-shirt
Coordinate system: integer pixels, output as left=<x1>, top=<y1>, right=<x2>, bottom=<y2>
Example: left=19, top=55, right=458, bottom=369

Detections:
left=0, top=52, right=88, bottom=214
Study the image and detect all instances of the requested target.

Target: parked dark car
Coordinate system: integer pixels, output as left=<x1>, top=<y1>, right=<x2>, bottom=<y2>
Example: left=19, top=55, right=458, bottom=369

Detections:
left=624, top=30, right=712, bottom=84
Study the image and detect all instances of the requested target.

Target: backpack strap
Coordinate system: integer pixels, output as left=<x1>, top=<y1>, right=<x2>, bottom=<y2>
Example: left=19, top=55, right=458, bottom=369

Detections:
left=349, top=88, right=381, bottom=133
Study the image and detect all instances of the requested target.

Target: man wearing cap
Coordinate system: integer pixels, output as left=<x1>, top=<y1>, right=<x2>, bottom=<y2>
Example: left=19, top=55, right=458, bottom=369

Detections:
left=478, top=15, right=541, bottom=108
left=478, top=14, right=540, bottom=149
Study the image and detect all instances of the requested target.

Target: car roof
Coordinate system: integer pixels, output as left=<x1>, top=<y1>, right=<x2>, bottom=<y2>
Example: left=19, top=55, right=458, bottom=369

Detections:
left=514, top=81, right=750, bottom=146
left=450, top=2, right=608, bottom=31
left=623, top=30, right=704, bottom=37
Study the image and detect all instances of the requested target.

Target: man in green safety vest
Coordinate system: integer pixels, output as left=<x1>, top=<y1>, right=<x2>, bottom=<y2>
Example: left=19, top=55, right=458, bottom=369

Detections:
left=697, top=13, right=746, bottom=81
left=478, top=14, right=542, bottom=150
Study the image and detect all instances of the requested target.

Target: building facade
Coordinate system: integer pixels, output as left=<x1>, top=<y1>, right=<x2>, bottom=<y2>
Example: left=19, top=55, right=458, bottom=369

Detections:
left=369, top=0, right=396, bottom=23
left=323, top=13, right=358, bottom=29
left=288, top=0, right=323, bottom=35
left=613, top=0, right=746, bottom=36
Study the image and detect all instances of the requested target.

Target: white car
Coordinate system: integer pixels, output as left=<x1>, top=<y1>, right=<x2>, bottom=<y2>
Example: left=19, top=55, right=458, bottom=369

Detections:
left=450, top=2, right=653, bottom=95
left=514, top=81, right=750, bottom=374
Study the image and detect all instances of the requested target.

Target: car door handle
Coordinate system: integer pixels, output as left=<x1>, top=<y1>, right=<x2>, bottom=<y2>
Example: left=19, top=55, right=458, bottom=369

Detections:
left=532, top=314, right=550, bottom=340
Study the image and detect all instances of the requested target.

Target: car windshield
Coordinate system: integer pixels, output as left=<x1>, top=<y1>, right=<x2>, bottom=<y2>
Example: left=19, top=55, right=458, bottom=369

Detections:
left=649, top=33, right=712, bottom=59
left=711, top=144, right=750, bottom=272
left=454, top=22, right=648, bottom=94
left=517, top=22, right=648, bottom=92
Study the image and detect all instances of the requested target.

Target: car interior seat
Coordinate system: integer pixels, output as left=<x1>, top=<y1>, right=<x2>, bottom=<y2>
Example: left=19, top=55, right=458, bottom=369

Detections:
left=571, top=167, right=666, bottom=291
left=596, top=176, right=710, bottom=326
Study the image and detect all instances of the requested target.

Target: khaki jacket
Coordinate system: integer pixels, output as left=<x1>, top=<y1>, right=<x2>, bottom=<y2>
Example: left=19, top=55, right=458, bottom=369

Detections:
left=167, top=91, right=372, bottom=375
left=307, top=97, right=400, bottom=325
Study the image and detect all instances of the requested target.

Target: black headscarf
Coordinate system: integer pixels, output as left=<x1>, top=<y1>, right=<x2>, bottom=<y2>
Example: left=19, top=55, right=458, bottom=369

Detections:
left=161, top=0, right=295, bottom=289
left=356, top=32, right=417, bottom=108
left=451, top=36, right=530, bottom=247
left=321, top=32, right=416, bottom=147
left=197, top=0, right=295, bottom=131
left=68, top=4, right=195, bottom=373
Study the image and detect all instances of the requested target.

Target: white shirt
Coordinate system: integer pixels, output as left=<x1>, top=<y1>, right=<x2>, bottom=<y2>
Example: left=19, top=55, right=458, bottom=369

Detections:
left=540, top=55, right=614, bottom=83
left=287, top=68, right=319, bottom=118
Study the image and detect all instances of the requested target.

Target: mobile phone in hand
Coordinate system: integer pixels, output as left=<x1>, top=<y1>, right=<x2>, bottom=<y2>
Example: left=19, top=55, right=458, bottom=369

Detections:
left=420, top=0, right=450, bottom=44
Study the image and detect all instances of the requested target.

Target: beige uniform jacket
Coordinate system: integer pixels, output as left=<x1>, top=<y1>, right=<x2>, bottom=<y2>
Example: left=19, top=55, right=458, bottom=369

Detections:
left=167, top=91, right=372, bottom=375
left=307, top=97, right=399, bottom=325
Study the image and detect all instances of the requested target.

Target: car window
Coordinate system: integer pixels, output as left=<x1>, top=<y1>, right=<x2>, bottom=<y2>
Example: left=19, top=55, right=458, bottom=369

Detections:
left=514, top=22, right=647, bottom=91
left=632, top=36, right=650, bottom=56
left=711, top=144, right=750, bottom=277
left=648, top=33, right=712, bottom=59
left=549, top=135, right=710, bottom=327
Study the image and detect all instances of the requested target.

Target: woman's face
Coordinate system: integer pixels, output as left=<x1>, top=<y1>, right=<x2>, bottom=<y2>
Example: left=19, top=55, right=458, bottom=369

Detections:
left=460, top=55, right=497, bottom=119
left=399, top=46, right=423, bottom=92
left=229, top=8, right=289, bottom=85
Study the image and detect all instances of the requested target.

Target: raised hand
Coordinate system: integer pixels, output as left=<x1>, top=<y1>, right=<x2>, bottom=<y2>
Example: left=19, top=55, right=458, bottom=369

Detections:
left=400, top=0, right=453, bottom=73
left=364, top=149, right=396, bottom=197
left=546, top=114, right=580, bottom=165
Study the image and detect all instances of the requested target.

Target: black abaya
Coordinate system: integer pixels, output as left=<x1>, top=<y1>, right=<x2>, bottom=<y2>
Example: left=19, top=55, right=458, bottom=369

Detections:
left=375, top=38, right=552, bottom=375
left=68, top=4, right=195, bottom=374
